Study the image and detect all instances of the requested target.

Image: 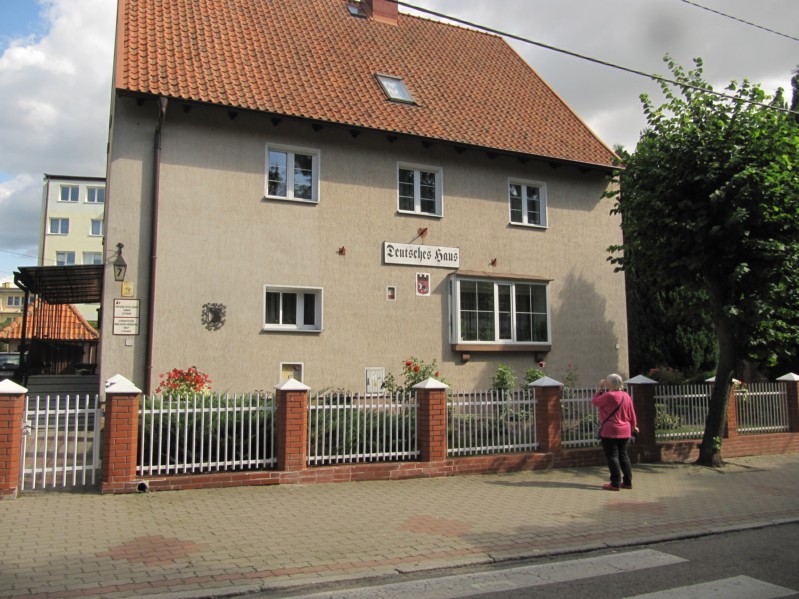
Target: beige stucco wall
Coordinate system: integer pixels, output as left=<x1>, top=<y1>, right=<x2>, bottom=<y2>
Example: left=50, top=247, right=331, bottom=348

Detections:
left=102, top=96, right=628, bottom=393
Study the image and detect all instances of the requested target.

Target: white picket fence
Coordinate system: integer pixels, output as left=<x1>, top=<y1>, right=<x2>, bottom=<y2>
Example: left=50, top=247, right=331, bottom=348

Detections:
left=736, top=383, right=789, bottom=434
left=20, top=394, right=102, bottom=490
left=448, top=390, right=537, bottom=456
left=307, top=391, right=418, bottom=465
left=560, top=387, right=601, bottom=448
left=137, top=393, right=276, bottom=476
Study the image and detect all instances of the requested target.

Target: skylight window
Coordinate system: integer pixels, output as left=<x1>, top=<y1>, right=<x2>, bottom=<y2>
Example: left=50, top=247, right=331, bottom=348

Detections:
left=347, top=1, right=366, bottom=17
left=376, top=74, right=415, bottom=104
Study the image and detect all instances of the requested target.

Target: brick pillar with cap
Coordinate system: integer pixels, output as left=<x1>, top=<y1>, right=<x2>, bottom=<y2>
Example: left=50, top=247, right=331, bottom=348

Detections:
left=530, top=377, right=563, bottom=454
left=0, top=380, right=27, bottom=499
left=101, top=376, right=142, bottom=493
left=414, top=378, right=449, bottom=462
left=275, top=378, right=310, bottom=472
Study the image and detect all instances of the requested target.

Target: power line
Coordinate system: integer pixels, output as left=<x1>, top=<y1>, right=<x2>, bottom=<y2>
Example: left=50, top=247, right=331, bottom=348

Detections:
left=393, top=1, right=799, bottom=117
left=679, top=0, right=799, bottom=43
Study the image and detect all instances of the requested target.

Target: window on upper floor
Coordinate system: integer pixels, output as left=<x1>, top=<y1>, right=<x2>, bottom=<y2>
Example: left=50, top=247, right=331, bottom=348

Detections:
left=60, top=185, right=79, bottom=202
left=509, top=180, right=547, bottom=228
left=265, top=144, right=319, bottom=203
left=90, top=219, right=104, bottom=236
left=264, top=285, right=323, bottom=332
left=49, top=218, right=69, bottom=235
left=87, top=187, right=105, bottom=203
left=398, top=164, right=442, bottom=217
left=450, top=276, right=550, bottom=345
left=56, top=251, right=75, bottom=266
left=83, top=252, right=103, bottom=265
left=6, top=296, right=22, bottom=308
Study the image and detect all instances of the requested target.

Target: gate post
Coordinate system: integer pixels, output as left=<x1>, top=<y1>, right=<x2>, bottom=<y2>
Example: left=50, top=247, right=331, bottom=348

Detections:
left=275, top=378, right=310, bottom=472
left=0, top=380, right=27, bottom=499
left=530, top=377, right=563, bottom=454
left=777, top=373, right=799, bottom=432
left=627, top=375, right=658, bottom=456
left=101, top=376, right=142, bottom=494
left=414, top=378, right=449, bottom=463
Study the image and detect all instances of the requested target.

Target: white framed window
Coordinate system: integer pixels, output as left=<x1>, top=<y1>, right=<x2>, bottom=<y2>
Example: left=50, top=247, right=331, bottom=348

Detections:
left=49, top=218, right=69, bottom=235
left=90, top=219, right=104, bottom=236
left=264, top=285, right=323, bottom=332
left=509, top=180, right=547, bottom=227
left=60, top=185, right=79, bottom=202
left=450, top=276, right=550, bottom=345
left=83, top=252, right=103, bottom=265
left=398, top=164, right=442, bottom=216
left=265, top=144, right=319, bottom=203
left=6, top=296, right=22, bottom=308
left=87, top=187, right=105, bottom=203
left=56, top=251, right=76, bottom=266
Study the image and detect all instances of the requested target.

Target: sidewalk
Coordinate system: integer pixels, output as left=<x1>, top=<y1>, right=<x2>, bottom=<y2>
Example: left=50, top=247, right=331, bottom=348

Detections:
left=2, top=453, right=798, bottom=599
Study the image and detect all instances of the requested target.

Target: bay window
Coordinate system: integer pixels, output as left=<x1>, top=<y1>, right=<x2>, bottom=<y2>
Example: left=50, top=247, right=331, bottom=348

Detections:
left=451, top=276, right=550, bottom=347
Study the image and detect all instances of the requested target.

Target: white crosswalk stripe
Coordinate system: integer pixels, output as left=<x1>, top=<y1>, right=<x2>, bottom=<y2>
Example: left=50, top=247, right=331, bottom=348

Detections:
left=291, top=550, right=798, bottom=599
left=625, top=575, right=796, bottom=599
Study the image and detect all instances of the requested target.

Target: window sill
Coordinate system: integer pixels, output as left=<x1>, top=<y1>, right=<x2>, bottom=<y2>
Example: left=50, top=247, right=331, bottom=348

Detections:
left=262, top=327, right=322, bottom=334
left=262, top=196, right=319, bottom=205
left=396, top=210, right=443, bottom=219
left=509, top=222, right=548, bottom=230
left=452, top=343, right=550, bottom=363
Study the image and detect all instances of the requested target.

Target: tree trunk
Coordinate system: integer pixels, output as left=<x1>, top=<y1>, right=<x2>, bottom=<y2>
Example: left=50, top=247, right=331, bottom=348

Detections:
left=697, top=299, right=737, bottom=467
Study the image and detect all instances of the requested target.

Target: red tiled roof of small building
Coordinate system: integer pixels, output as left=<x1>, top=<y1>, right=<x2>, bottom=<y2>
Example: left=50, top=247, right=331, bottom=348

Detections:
left=0, top=304, right=99, bottom=342
left=115, top=0, right=616, bottom=168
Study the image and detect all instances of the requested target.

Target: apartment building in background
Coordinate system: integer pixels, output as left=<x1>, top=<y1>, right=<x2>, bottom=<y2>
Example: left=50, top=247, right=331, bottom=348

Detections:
left=39, top=174, right=106, bottom=323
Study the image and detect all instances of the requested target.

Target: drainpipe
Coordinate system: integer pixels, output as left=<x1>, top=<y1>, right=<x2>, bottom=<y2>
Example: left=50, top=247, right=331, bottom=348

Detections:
left=144, top=96, right=168, bottom=393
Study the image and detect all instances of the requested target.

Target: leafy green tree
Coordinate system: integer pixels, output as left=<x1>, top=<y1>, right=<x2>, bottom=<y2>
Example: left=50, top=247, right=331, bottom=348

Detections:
left=609, top=57, right=799, bottom=466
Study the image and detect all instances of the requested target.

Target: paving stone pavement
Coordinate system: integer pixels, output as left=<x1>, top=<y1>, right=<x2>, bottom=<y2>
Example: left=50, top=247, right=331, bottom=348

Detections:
left=1, top=453, right=798, bottom=598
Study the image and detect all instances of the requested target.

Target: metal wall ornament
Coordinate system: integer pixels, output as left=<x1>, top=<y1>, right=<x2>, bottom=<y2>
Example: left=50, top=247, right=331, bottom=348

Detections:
left=201, top=303, right=226, bottom=330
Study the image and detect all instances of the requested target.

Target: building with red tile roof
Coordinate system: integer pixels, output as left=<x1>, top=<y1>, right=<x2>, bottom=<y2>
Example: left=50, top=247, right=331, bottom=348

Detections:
left=102, top=0, right=628, bottom=393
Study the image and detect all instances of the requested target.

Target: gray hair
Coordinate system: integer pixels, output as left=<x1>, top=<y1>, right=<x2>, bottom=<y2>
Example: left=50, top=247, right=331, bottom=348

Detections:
left=606, top=374, right=624, bottom=391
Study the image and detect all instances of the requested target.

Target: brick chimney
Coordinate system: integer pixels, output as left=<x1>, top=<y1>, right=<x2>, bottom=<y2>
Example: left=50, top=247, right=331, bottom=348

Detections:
left=362, top=0, right=398, bottom=25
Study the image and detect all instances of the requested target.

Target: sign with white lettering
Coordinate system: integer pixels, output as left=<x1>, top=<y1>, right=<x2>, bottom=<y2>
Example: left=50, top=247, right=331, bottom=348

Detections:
left=383, top=242, right=459, bottom=268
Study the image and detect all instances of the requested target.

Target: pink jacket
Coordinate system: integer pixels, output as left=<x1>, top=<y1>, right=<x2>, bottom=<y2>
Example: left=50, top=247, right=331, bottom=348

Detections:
left=592, top=390, right=637, bottom=438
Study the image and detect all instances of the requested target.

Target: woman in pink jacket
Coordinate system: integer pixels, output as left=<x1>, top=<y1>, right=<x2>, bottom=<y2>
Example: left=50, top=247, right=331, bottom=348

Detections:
left=592, top=374, right=638, bottom=491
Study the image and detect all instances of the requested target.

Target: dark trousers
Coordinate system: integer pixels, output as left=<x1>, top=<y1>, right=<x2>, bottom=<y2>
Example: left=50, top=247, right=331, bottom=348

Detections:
left=600, top=437, right=632, bottom=487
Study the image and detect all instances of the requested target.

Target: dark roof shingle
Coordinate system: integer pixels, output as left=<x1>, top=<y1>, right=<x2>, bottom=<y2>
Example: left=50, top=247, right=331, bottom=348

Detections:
left=115, top=0, right=616, bottom=168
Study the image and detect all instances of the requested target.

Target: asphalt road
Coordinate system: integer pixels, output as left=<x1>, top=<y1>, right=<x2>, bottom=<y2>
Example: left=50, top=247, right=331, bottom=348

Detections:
left=273, top=522, right=799, bottom=599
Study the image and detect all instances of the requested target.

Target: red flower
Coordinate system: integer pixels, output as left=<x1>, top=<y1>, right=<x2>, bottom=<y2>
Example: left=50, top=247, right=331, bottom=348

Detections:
left=413, top=365, right=420, bottom=373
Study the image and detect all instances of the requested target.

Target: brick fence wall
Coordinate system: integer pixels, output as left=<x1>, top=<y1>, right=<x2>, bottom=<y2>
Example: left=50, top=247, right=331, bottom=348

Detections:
left=2, top=376, right=798, bottom=497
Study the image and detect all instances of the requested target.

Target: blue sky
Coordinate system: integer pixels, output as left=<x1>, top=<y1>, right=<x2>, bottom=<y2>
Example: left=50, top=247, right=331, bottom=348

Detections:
left=0, top=0, right=797, bottom=282
left=0, top=1, right=45, bottom=49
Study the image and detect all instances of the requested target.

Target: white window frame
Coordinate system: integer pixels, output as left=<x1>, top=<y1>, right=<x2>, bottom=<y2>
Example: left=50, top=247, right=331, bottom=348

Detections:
left=82, top=252, right=103, bottom=265
left=265, top=144, right=320, bottom=203
left=90, top=219, right=104, bottom=237
left=6, top=296, right=22, bottom=308
left=508, top=179, right=548, bottom=228
left=449, top=276, right=551, bottom=346
left=263, top=285, right=323, bottom=332
left=397, top=163, right=443, bottom=217
left=56, top=251, right=76, bottom=266
left=87, top=186, right=105, bottom=203
left=49, top=218, right=69, bottom=235
left=59, top=185, right=79, bottom=203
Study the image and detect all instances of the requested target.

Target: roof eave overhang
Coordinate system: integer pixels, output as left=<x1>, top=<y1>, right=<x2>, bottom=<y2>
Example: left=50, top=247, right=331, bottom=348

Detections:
left=116, top=89, right=620, bottom=174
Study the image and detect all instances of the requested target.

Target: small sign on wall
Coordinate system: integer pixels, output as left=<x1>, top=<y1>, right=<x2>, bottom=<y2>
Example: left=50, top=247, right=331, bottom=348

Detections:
left=416, top=272, right=430, bottom=297
left=365, top=367, right=385, bottom=393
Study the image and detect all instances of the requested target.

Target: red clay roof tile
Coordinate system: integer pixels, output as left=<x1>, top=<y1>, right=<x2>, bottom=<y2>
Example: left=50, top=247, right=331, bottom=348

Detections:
left=115, top=0, right=616, bottom=168
left=0, top=304, right=99, bottom=342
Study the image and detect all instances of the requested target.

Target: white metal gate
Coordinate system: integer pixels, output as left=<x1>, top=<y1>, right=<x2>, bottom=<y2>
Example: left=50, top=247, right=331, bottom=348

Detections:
left=20, top=394, right=102, bottom=490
